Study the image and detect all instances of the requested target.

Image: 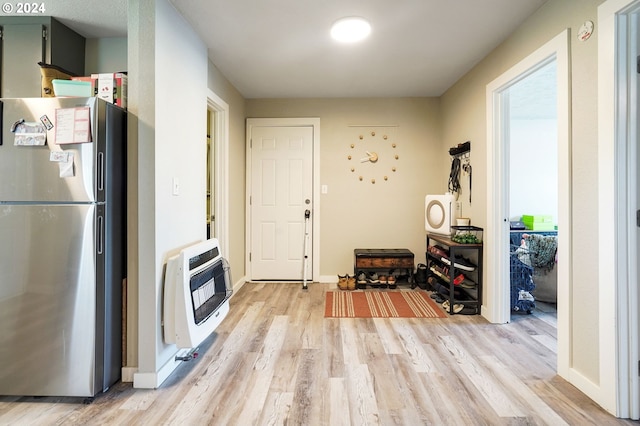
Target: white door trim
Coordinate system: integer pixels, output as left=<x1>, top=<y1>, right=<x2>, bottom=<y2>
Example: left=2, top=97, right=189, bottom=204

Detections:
left=207, top=89, right=230, bottom=257
left=598, top=0, right=640, bottom=418
left=245, top=117, right=320, bottom=283
left=485, top=28, right=571, bottom=378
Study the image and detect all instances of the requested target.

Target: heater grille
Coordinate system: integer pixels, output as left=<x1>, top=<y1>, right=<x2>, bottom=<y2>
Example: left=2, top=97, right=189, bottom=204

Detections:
left=190, top=259, right=227, bottom=325
left=163, top=239, right=232, bottom=348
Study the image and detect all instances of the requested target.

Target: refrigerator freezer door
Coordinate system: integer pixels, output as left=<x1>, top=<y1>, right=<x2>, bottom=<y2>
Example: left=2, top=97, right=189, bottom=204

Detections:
left=0, top=204, right=99, bottom=396
left=0, top=97, right=99, bottom=203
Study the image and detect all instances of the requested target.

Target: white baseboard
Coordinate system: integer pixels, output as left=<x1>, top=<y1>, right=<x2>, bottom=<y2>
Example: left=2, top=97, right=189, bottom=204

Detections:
left=567, top=367, right=609, bottom=414
left=233, top=277, right=246, bottom=293
left=133, top=348, right=193, bottom=389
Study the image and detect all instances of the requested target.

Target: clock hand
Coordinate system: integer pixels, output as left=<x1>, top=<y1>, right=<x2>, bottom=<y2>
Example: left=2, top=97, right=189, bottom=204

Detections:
left=360, top=151, right=373, bottom=162
left=359, top=151, right=379, bottom=163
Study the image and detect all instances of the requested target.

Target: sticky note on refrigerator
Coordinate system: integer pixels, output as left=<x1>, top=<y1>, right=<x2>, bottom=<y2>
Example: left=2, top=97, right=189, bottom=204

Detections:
left=50, top=151, right=75, bottom=177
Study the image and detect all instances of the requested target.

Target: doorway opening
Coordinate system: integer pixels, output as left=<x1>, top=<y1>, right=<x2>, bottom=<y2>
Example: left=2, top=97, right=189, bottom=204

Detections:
left=207, top=89, right=230, bottom=257
left=486, top=30, right=571, bottom=379
left=507, top=60, right=558, bottom=321
left=206, top=111, right=214, bottom=239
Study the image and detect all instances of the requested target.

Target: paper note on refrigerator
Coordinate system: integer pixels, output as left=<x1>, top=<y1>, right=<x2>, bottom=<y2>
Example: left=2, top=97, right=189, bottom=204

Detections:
left=55, top=107, right=92, bottom=144
left=13, top=121, right=47, bottom=146
left=50, top=151, right=75, bottom=177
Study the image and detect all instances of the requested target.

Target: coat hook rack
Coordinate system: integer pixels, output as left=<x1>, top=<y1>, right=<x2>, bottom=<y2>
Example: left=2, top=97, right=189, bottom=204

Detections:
left=449, top=140, right=471, bottom=157
left=448, top=141, right=472, bottom=203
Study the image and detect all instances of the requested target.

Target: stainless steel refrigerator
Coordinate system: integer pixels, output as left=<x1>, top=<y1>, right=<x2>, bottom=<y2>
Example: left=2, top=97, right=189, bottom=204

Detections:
left=0, top=97, right=126, bottom=397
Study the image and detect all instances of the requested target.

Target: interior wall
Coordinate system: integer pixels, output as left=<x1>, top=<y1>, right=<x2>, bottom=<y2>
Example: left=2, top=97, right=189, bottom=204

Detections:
left=509, top=118, right=558, bottom=222
left=207, top=62, right=247, bottom=281
left=85, top=37, right=128, bottom=74
left=440, top=0, right=603, bottom=393
left=246, top=98, right=445, bottom=276
left=597, top=0, right=640, bottom=415
left=130, top=0, right=208, bottom=386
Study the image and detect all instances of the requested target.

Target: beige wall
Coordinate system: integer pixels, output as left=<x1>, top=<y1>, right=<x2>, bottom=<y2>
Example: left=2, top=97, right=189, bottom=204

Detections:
left=440, top=0, right=604, bottom=383
left=85, top=37, right=128, bottom=75
left=247, top=98, right=445, bottom=276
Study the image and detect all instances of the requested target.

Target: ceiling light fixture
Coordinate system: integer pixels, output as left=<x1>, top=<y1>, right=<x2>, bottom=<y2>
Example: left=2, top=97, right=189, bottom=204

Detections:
left=330, top=17, right=371, bottom=43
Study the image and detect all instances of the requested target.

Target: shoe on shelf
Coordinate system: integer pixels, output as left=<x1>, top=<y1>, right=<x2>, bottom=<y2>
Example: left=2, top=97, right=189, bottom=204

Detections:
left=379, top=275, right=388, bottom=285
left=459, top=306, right=477, bottom=315
left=459, top=277, right=477, bottom=289
left=430, top=266, right=450, bottom=282
left=347, top=275, right=356, bottom=290
left=428, top=245, right=450, bottom=259
left=442, top=299, right=464, bottom=314
left=356, top=271, right=367, bottom=284
left=455, top=254, right=477, bottom=268
left=431, top=292, right=445, bottom=303
left=387, top=275, right=397, bottom=287
left=427, top=276, right=438, bottom=290
left=367, top=272, right=380, bottom=284
left=337, top=274, right=349, bottom=290
left=440, top=255, right=476, bottom=272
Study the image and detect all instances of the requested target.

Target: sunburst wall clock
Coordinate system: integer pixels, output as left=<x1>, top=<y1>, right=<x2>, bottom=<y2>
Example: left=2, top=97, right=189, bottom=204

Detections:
left=347, top=126, right=399, bottom=184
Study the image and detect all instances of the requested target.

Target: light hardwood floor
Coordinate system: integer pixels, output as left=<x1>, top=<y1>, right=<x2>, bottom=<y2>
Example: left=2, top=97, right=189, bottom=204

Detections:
left=0, top=282, right=636, bottom=425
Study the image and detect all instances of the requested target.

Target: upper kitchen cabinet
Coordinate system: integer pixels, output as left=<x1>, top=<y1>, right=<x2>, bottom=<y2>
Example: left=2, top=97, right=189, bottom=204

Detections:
left=0, top=17, right=85, bottom=98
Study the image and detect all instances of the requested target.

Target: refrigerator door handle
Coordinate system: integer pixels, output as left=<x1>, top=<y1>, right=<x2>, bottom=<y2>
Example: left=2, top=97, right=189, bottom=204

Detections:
left=0, top=100, right=3, bottom=146
left=97, top=215, right=104, bottom=255
left=97, top=152, right=104, bottom=191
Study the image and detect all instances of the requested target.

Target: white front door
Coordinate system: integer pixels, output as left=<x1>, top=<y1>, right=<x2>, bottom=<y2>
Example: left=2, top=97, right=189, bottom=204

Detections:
left=249, top=124, right=314, bottom=280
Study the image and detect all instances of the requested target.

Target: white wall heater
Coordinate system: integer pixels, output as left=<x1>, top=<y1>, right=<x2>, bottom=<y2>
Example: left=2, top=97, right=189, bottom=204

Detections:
left=163, top=239, right=232, bottom=349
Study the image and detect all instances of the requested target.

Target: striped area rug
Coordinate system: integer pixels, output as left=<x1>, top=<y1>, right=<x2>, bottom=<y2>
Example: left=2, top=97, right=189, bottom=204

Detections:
left=325, top=290, right=446, bottom=318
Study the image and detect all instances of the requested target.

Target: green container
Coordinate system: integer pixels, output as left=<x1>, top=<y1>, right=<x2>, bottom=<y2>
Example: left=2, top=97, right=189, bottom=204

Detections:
left=522, top=215, right=554, bottom=230
left=52, top=79, right=92, bottom=97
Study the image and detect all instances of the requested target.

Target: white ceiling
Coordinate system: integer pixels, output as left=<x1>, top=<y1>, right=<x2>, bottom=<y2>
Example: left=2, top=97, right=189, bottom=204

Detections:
left=170, top=0, right=549, bottom=98
left=29, top=0, right=549, bottom=99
